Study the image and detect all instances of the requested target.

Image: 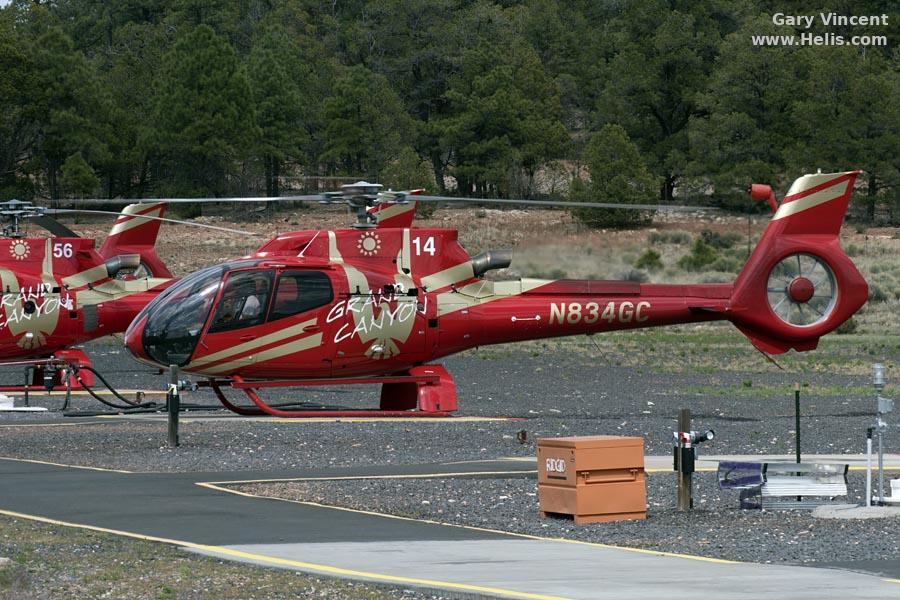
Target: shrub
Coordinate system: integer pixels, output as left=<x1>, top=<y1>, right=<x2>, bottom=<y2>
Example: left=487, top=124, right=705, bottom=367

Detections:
left=678, top=238, right=719, bottom=271
left=569, top=124, right=658, bottom=229
left=868, top=283, right=888, bottom=303
left=172, top=202, right=202, bottom=219
left=709, top=256, right=742, bottom=273
left=648, top=230, right=691, bottom=245
left=620, top=268, right=649, bottom=283
left=836, top=317, right=858, bottom=334
left=634, top=249, right=663, bottom=271
left=700, top=229, right=742, bottom=249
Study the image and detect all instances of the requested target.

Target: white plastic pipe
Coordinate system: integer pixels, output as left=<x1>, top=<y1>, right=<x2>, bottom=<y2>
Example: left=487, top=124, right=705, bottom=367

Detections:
left=866, top=436, right=872, bottom=507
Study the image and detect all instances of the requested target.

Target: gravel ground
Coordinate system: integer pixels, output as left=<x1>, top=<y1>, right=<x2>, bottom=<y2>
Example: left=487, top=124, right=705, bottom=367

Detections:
left=238, top=471, right=900, bottom=567
left=0, top=333, right=896, bottom=473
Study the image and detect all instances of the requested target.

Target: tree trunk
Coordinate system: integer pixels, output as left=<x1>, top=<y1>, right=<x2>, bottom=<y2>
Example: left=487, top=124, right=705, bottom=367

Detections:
left=47, top=158, right=59, bottom=204
left=430, top=153, right=446, bottom=194
left=866, top=172, right=877, bottom=223
left=660, top=175, right=676, bottom=203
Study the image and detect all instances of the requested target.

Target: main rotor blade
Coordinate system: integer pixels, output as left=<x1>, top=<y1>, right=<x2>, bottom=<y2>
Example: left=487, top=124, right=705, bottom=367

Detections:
left=25, top=215, right=80, bottom=238
left=64, top=193, right=718, bottom=211
left=413, top=195, right=718, bottom=211
left=69, top=195, right=321, bottom=205
left=44, top=209, right=261, bottom=236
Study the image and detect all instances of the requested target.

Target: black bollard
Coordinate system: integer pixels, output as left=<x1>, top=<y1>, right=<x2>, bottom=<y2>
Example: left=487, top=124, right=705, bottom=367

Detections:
left=168, top=365, right=180, bottom=448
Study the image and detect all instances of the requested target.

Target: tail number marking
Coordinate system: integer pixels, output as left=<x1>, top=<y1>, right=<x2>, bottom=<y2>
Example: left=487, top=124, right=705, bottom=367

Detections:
left=549, top=301, right=650, bottom=325
left=412, top=236, right=436, bottom=256
left=53, top=243, right=73, bottom=258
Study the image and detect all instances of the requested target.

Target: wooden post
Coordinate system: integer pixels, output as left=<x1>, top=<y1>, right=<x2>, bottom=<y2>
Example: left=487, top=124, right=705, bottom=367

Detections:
left=167, top=365, right=180, bottom=448
left=795, top=383, right=802, bottom=502
left=677, top=408, right=692, bottom=511
left=794, top=383, right=801, bottom=464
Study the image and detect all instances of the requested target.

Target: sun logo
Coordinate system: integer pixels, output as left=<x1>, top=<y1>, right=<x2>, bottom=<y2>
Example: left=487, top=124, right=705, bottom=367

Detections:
left=9, top=240, right=30, bottom=261
left=357, top=232, right=381, bottom=257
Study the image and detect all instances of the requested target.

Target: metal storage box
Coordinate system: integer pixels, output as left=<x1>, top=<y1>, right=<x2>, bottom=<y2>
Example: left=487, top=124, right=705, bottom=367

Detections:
left=537, top=435, right=646, bottom=524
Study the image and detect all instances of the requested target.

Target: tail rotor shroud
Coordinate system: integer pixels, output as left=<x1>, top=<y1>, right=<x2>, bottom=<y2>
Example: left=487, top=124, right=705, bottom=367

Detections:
left=766, top=253, right=837, bottom=327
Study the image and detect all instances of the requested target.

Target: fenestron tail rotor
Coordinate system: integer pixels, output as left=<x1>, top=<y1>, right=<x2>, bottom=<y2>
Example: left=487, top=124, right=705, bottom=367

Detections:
left=766, top=253, right=837, bottom=327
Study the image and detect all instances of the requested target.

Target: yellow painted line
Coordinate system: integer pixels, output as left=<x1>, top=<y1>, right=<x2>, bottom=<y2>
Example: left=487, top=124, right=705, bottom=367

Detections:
left=200, top=474, right=735, bottom=565
left=0, top=421, right=108, bottom=428
left=2, top=390, right=167, bottom=397
left=201, top=470, right=537, bottom=486
left=254, top=416, right=511, bottom=424
left=89, top=415, right=513, bottom=424
left=0, top=508, right=568, bottom=600
left=0, top=456, right=134, bottom=474
left=849, top=466, right=900, bottom=472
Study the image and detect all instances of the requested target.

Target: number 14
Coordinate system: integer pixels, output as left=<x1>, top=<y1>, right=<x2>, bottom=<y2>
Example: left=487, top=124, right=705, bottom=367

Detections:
left=412, top=236, right=436, bottom=256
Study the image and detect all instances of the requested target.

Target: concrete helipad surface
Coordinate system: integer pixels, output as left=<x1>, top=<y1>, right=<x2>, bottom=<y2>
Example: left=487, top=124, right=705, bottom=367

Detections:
left=503, top=453, right=900, bottom=472
left=0, top=456, right=898, bottom=599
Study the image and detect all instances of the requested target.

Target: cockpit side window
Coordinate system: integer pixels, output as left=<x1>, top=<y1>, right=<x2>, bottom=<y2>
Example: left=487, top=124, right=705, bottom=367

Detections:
left=268, top=271, right=333, bottom=322
left=208, top=270, right=274, bottom=333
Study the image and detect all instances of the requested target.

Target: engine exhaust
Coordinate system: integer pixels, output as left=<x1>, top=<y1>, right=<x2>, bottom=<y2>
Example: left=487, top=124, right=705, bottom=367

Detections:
left=470, top=250, right=512, bottom=277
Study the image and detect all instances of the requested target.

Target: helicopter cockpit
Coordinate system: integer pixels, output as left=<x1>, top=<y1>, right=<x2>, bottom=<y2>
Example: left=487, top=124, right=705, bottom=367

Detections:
left=133, top=260, right=260, bottom=366
left=129, top=259, right=335, bottom=368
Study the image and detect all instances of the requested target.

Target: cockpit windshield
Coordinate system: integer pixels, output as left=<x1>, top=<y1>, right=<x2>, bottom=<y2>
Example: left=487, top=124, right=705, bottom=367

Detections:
left=140, top=264, right=225, bottom=366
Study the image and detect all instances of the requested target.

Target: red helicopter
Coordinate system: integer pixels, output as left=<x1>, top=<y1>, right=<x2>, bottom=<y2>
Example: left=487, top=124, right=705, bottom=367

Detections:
left=0, top=199, right=255, bottom=394
left=124, top=171, right=868, bottom=417
left=0, top=199, right=179, bottom=389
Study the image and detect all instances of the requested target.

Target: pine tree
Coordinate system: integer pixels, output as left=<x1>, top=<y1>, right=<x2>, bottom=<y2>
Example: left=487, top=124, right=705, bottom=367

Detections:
left=152, top=25, right=256, bottom=197
left=570, top=124, right=659, bottom=229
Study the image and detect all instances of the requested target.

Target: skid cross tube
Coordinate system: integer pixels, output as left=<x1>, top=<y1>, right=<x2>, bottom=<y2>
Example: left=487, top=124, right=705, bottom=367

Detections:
left=208, top=375, right=452, bottom=418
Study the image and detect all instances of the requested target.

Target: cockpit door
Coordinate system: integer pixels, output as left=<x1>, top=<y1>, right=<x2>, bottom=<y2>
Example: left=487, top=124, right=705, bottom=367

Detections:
left=185, top=269, right=276, bottom=375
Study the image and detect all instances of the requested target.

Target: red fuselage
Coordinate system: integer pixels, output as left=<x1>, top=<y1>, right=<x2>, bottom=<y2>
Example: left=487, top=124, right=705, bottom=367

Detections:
left=124, top=227, right=740, bottom=379
left=0, top=236, right=169, bottom=360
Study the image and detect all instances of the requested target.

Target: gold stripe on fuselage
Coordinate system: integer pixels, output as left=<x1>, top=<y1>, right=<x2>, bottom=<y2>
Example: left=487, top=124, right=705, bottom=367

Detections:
left=196, top=331, right=323, bottom=375
left=420, top=261, right=475, bottom=292
left=185, top=318, right=316, bottom=371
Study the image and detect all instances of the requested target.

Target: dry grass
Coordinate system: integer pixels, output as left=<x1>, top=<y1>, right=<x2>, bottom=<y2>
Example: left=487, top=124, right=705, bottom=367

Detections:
left=0, top=516, right=438, bottom=599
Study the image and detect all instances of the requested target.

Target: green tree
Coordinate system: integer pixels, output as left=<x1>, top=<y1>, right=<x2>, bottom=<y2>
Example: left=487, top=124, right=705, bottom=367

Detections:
left=152, top=25, right=256, bottom=196
left=60, top=151, right=100, bottom=198
left=101, top=20, right=171, bottom=198
left=570, top=124, right=659, bottom=229
left=687, top=15, right=800, bottom=202
left=598, top=1, right=735, bottom=202
left=26, top=13, right=113, bottom=200
left=347, top=0, right=461, bottom=192
left=379, top=146, right=436, bottom=218
left=789, top=47, right=899, bottom=223
left=436, top=39, right=567, bottom=197
left=247, top=26, right=310, bottom=197
left=379, top=146, right=434, bottom=191
left=320, top=65, right=410, bottom=178
left=0, top=9, right=40, bottom=199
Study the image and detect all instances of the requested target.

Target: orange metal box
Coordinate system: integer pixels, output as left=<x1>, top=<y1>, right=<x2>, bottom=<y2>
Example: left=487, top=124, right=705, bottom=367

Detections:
left=537, top=435, right=646, bottom=524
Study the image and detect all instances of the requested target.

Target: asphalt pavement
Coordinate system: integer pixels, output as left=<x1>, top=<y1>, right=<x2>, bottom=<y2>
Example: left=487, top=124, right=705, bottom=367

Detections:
left=0, top=456, right=897, bottom=600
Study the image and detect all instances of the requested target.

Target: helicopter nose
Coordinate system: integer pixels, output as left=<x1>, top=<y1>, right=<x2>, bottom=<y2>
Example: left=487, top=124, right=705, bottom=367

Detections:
left=124, top=314, right=153, bottom=363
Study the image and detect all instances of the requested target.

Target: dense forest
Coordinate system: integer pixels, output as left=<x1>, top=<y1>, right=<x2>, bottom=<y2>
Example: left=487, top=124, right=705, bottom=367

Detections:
left=0, top=0, right=897, bottom=221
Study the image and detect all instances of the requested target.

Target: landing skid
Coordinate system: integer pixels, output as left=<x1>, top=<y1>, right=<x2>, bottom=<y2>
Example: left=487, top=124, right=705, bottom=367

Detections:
left=204, top=365, right=459, bottom=418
